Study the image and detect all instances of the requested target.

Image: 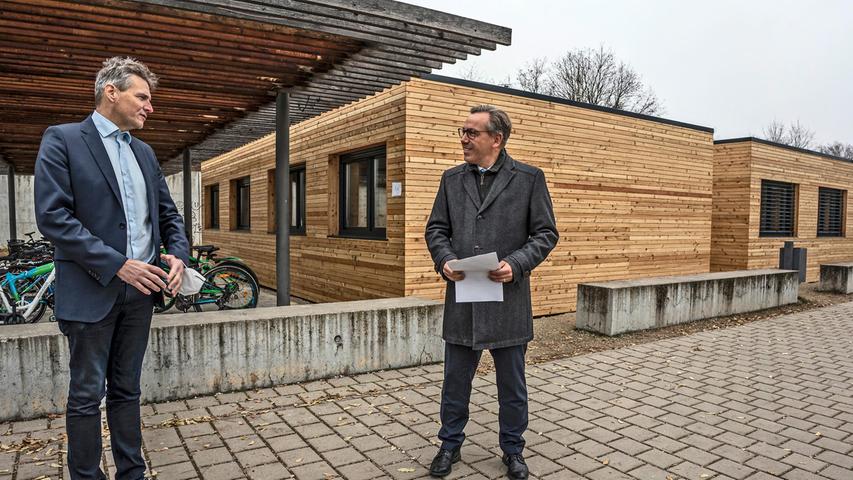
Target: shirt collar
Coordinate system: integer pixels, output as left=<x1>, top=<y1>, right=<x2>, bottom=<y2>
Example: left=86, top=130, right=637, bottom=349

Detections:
left=92, top=111, right=132, bottom=144
left=470, top=149, right=507, bottom=174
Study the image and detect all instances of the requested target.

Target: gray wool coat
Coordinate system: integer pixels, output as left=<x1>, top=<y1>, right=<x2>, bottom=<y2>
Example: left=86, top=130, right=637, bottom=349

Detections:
left=425, top=151, right=559, bottom=350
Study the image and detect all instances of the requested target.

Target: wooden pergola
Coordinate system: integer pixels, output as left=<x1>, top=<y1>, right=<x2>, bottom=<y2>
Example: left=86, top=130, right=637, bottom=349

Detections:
left=0, top=0, right=510, bottom=303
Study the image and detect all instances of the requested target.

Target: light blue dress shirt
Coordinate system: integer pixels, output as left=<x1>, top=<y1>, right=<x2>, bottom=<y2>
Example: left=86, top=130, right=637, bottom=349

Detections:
left=92, top=111, right=155, bottom=263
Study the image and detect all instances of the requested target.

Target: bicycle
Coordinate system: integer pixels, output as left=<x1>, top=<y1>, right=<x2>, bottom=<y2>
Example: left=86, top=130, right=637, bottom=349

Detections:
left=0, top=261, right=55, bottom=325
left=3, top=232, right=53, bottom=267
left=171, top=263, right=259, bottom=312
left=1, top=232, right=56, bottom=325
left=155, top=244, right=259, bottom=313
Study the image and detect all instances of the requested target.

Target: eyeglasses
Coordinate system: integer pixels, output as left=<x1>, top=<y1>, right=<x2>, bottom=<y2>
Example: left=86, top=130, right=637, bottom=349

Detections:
left=457, top=127, right=491, bottom=139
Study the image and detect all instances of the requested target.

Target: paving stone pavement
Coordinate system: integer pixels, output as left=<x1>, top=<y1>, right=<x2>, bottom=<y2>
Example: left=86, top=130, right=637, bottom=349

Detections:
left=2, top=301, right=852, bottom=480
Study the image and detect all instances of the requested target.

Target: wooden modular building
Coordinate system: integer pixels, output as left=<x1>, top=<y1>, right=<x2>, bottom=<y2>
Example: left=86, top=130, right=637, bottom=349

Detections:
left=712, top=138, right=853, bottom=281
left=201, top=75, right=716, bottom=315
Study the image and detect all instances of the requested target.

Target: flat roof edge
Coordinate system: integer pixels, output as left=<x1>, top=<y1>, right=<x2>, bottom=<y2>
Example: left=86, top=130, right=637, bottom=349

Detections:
left=714, top=137, right=852, bottom=163
left=418, top=74, right=715, bottom=134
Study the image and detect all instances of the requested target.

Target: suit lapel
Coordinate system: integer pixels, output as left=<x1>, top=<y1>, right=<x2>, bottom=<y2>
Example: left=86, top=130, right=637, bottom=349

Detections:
left=80, top=116, right=123, bottom=208
left=478, top=157, right=516, bottom=214
left=462, top=168, right=481, bottom=210
left=130, top=139, right=158, bottom=225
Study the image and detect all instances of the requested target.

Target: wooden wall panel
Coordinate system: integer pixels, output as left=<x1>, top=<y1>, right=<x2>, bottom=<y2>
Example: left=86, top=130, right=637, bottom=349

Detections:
left=402, top=79, right=715, bottom=316
left=201, top=84, right=407, bottom=302
left=710, top=143, right=752, bottom=271
left=718, top=141, right=853, bottom=282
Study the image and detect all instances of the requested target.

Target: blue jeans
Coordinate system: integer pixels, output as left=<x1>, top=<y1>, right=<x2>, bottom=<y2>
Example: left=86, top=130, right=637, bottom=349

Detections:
left=59, top=285, right=154, bottom=480
left=438, top=342, right=528, bottom=454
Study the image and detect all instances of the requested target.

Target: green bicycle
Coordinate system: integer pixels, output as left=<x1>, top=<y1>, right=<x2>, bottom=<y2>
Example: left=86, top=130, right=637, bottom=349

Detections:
left=0, top=261, right=55, bottom=325
left=156, top=245, right=259, bottom=313
left=1, top=234, right=56, bottom=325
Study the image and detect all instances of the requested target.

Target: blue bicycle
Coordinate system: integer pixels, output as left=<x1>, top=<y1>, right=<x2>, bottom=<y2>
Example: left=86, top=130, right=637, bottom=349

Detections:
left=0, top=261, right=55, bottom=324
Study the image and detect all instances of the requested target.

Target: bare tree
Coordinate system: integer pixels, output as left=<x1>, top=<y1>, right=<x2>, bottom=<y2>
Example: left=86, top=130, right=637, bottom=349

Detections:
left=516, top=57, right=550, bottom=94
left=457, top=62, right=491, bottom=83
left=786, top=121, right=815, bottom=149
left=762, top=120, right=787, bottom=143
left=539, top=46, right=662, bottom=115
left=762, top=120, right=815, bottom=149
left=819, top=141, right=853, bottom=160
left=496, top=74, right=514, bottom=89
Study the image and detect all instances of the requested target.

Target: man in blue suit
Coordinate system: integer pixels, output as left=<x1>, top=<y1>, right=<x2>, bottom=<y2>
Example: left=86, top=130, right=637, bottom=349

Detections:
left=34, top=57, right=189, bottom=480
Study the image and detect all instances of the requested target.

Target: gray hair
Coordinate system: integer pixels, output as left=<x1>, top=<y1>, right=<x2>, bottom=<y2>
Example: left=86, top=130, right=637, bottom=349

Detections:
left=94, top=57, right=158, bottom=106
left=470, top=104, right=512, bottom=148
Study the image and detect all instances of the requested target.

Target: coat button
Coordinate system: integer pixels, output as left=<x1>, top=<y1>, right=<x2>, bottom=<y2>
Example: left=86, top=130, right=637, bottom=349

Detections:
left=477, top=215, right=483, bottom=220
left=119, top=223, right=126, bottom=230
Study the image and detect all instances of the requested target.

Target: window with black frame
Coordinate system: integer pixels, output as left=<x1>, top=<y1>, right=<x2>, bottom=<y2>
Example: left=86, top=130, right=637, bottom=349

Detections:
left=267, top=166, right=306, bottom=235
left=290, top=166, right=306, bottom=235
left=759, top=180, right=796, bottom=237
left=208, top=184, right=219, bottom=229
left=817, top=187, right=845, bottom=237
left=235, top=176, right=251, bottom=230
left=339, top=146, right=386, bottom=238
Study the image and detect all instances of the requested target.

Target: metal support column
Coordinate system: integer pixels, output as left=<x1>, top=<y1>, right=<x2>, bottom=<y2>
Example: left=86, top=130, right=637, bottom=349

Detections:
left=275, top=91, right=291, bottom=306
left=7, top=166, right=16, bottom=241
left=182, top=148, right=193, bottom=246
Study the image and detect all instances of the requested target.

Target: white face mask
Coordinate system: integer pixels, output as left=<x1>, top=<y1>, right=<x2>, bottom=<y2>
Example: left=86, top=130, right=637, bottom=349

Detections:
left=178, top=268, right=206, bottom=296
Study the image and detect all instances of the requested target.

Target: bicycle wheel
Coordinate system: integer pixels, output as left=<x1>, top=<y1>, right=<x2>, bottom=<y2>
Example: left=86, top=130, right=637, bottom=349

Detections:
left=19, top=291, right=47, bottom=323
left=203, top=265, right=259, bottom=310
left=154, top=293, right=175, bottom=314
left=14, top=273, right=50, bottom=323
left=214, top=260, right=260, bottom=288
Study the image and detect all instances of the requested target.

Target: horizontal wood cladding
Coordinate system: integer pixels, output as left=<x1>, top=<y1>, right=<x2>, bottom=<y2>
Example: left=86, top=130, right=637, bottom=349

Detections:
left=711, top=142, right=752, bottom=272
left=201, top=84, right=407, bottom=302
left=403, top=79, right=715, bottom=316
left=713, top=140, right=853, bottom=282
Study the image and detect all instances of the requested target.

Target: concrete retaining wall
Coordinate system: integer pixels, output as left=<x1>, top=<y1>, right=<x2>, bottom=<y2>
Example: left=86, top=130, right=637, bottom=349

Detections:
left=819, top=263, right=853, bottom=294
left=0, top=297, right=442, bottom=421
left=576, top=269, right=799, bottom=336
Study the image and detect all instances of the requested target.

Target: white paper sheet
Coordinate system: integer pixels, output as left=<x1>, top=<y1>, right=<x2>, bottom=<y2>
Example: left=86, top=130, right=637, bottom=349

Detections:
left=447, top=252, right=504, bottom=303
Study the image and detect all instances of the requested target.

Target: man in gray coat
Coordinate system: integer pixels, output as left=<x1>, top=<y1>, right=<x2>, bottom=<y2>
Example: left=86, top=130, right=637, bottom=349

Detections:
left=425, top=105, right=558, bottom=478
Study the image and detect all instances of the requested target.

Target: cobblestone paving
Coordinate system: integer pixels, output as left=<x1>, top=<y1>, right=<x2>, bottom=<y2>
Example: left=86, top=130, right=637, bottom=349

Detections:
left=2, top=302, right=852, bottom=479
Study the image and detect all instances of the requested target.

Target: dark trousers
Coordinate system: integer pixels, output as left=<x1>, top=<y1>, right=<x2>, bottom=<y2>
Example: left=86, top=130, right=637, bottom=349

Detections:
left=58, top=286, right=154, bottom=480
left=438, top=342, right=528, bottom=454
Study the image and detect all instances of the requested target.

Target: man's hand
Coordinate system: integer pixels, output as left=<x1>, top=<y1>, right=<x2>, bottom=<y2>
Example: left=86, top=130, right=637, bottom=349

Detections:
left=488, top=260, right=513, bottom=283
left=160, top=253, right=185, bottom=295
left=442, top=262, right=465, bottom=282
left=116, top=259, right=168, bottom=295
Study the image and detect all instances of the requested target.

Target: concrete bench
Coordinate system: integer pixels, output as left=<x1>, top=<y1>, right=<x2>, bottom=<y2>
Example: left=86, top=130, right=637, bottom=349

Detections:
left=819, top=263, right=853, bottom=294
left=576, top=269, right=799, bottom=336
left=0, top=297, right=442, bottom=421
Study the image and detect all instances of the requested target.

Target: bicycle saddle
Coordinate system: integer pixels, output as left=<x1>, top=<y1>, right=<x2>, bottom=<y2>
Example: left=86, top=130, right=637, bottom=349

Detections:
left=192, top=245, right=220, bottom=254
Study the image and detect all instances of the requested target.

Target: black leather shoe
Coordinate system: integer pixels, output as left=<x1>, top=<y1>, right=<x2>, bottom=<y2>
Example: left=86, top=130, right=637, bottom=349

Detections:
left=429, top=447, right=461, bottom=477
left=502, top=452, right=529, bottom=479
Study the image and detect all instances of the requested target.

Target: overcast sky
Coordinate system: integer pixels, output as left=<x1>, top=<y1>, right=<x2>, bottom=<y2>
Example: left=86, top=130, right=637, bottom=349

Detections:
left=405, top=0, right=852, bottom=147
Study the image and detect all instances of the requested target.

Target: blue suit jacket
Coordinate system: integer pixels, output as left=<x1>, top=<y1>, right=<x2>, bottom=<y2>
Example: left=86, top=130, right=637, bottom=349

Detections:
left=34, top=115, right=190, bottom=322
